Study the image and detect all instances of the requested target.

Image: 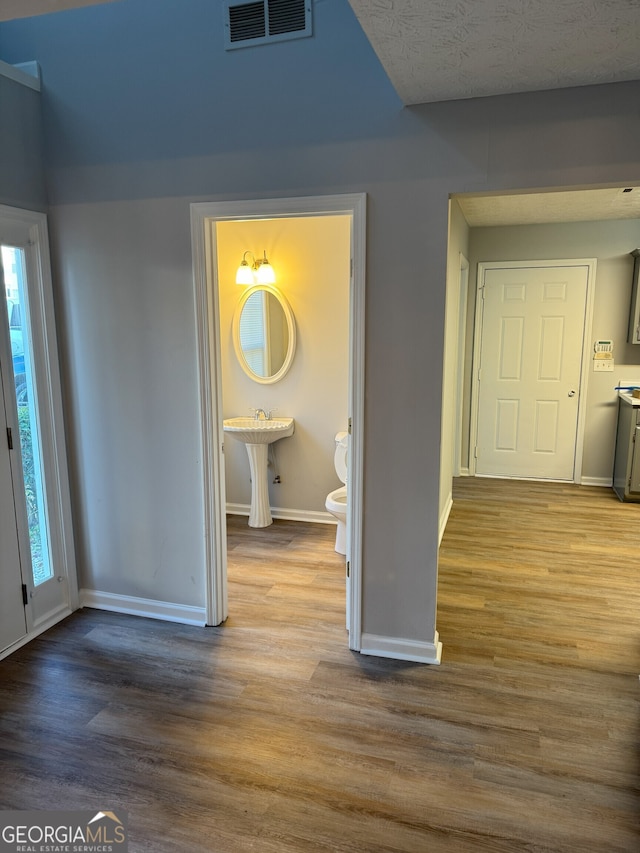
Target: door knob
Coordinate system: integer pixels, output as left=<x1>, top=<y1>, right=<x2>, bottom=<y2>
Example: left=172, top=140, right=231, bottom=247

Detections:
left=568, top=389, right=576, bottom=397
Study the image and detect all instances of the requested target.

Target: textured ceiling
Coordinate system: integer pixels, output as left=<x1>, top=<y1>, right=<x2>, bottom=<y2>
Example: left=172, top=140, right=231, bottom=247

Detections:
left=347, top=0, right=640, bottom=105
left=455, top=187, right=640, bottom=228
left=0, top=0, right=117, bottom=21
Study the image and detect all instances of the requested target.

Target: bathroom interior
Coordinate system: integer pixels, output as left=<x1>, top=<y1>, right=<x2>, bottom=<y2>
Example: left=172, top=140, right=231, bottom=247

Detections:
left=216, top=215, right=352, bottom=589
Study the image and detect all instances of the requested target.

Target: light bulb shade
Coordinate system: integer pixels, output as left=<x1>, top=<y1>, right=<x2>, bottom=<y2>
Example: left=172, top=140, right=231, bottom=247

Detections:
left=256, top=262, right=276, bottom=284
left=235, top=262, right=254, bottom=285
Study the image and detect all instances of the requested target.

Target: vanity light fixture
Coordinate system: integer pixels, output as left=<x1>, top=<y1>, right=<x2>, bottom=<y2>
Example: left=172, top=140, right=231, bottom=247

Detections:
left=235, top=250, right=276, bottom=285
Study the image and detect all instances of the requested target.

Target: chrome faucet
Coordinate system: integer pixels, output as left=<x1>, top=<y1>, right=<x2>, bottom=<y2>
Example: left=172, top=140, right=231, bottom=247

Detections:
left=253, top=408, right=269, bottom=420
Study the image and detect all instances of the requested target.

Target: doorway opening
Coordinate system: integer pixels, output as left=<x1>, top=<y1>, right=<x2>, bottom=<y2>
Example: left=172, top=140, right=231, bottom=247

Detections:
left=443, top=183, right=640, bottom=501
left=439, top=183, right=640, bottom=669
left=191, top=194, right=366, bottom=651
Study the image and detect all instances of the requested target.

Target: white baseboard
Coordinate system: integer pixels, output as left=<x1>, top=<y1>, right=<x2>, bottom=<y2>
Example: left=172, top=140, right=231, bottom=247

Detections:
left=458, top=467, right=470, bottom=477
left=439, top=494, right=453, bottom=545
left=579, top=476, right=612, bottom=487
left=80, top=589, right=207, bottom=626
left=226, top=503, right=335, bottom=525
left=360, top=631, right=443, bottom=665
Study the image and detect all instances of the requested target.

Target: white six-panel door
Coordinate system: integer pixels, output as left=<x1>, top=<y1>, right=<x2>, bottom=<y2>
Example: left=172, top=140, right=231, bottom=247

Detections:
left=474, top=262, right=591, bottom=481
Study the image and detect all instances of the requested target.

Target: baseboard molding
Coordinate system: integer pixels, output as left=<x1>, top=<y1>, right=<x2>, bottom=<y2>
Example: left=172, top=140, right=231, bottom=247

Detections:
left=360, top=631, right=443, bottom=665
left=580, top=476, right=612, bottom=487
left=458, top=467, right=470, bottom=477
left=226, top=503, right=335, bottom=525
left=80, top=589, right=207, bottom=626
left=0, top=606, right=73, bottom=662
left=439, top=494, right=453, bottom=545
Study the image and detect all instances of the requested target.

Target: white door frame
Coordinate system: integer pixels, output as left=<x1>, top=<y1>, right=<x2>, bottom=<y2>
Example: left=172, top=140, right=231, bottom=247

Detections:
left=469, top=258, right=596, bottom=482
left=454, top=253, right=469, bottom=477
left=191, top=193, right=366, bottom=650
left=0, top=205, right=78, bottom=660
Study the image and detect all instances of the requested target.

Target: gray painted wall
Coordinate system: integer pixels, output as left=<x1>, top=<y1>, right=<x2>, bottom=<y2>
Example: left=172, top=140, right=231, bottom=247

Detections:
left=2, top=1, right=640, bottom=654
left=50, top=198, right=206, bottom=606
left=0, top=71, right=46, bottom=211
left=47, top=84, right=640, bottom=649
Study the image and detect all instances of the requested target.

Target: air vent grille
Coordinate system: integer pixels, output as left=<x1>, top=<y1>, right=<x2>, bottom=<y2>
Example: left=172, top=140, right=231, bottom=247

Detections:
left=268, top=0, right=307, bottom=35
left=228, top=1, right=265, bottom=43
left=224, top=0, right=312, bottom=50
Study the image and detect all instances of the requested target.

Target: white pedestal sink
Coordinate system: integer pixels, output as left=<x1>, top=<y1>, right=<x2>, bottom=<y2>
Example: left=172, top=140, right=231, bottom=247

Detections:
left=223, top=417, right=295, bottom=527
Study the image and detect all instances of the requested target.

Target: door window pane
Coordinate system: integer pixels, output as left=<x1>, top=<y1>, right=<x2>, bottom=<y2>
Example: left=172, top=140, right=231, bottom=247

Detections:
left=2, top=245, right=52, bottom=586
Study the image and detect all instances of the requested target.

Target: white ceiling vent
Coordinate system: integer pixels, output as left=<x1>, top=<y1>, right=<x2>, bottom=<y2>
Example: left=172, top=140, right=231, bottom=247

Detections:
left=224, top=0, right=312, bottom=50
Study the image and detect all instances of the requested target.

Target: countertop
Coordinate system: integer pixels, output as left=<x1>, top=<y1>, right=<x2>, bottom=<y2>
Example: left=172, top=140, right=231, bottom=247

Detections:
left=618, top=390, right=640, bottom=407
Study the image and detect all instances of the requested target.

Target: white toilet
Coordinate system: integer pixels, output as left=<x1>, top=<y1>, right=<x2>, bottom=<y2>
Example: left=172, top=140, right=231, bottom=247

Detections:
left=325, top=431, right=348, bottom=555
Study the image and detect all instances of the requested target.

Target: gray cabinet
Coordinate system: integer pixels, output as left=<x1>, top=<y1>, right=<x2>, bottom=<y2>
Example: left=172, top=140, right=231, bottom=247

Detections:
left=628, top=249, right=640, bottom=344
left=613, top=395, right=640, bottom=500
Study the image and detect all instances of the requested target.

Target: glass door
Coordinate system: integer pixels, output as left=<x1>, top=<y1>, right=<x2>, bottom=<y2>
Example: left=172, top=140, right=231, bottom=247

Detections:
left=2, top=245, right=53, bottom=589
left=0, top=205, right=78, bottom=653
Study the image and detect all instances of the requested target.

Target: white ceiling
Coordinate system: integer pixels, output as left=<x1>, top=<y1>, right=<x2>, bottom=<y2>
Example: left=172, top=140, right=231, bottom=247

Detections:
left=456, top=186, right=640, bottom=228
left=347, top=0, right=640, bottom=106
left=346, top=0, right=640, bottom=227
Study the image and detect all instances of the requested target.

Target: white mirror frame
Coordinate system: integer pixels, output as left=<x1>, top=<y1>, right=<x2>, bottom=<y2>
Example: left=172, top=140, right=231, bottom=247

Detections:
left=232, top=284, right=296, bottom=384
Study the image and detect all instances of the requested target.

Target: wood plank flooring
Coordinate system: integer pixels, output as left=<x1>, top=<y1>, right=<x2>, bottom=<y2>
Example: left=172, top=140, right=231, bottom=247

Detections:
left=0, top=482, right=639, bottom=852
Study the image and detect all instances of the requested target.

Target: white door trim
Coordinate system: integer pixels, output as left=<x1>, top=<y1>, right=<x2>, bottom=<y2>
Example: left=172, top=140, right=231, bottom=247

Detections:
left=190, top=193, right=366, bottom=650
left=0, top=205, right=78, bottom=648
left=469, top=258, right=596, bottom=482
left=454, top=253, right=469, bottom=477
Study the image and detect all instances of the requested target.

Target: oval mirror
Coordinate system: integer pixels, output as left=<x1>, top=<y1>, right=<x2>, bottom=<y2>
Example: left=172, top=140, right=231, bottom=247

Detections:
left=232, top=284, right=296, bottom=384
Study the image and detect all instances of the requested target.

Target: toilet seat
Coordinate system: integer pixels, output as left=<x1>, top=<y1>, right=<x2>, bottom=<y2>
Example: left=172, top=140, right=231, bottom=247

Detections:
left=334, top=431, right=348, bottom=483
left=325, top=485, right=347, bottom=514
left=326, top=431, right=348, bottom=556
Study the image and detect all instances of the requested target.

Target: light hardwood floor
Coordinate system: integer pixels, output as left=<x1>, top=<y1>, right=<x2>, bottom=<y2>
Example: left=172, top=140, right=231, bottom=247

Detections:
left=0, top=480, right=639, bottom=852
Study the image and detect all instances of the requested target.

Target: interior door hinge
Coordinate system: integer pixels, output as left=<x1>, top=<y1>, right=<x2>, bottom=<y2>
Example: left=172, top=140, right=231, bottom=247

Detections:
left=21, top=584, right=28, bottom=606
left=6, top=427, right=13, bottom=450
left=348, top=418, right=352, bottom=435
left=474, top=446, right=479, bottom=459
left=346, top=561, right=350, bottom=578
